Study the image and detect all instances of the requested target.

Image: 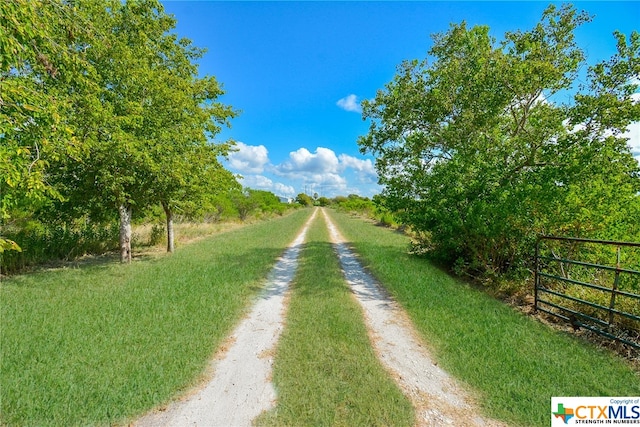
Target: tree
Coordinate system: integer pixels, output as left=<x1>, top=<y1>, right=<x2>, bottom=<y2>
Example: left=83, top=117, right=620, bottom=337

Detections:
left=1, top=0, right=239, bottom=266
left=245, top=189, right=283, bottom=214
left=0, top=0, right=93, bottom=252
left=295, top=193, right=313, bottom=207
left=156, top=144, right=239, bottom=253
left=138, top=38, right=237, bottom=253
left=45, top=0, right=237, bottom=261
left=46, top=0, right=166, bottom=263
left=359, top=4, right=640, bottom=280
left=231, top=189, right=257, bottom=221
left=333, top=194, right=374, bottom=215
left=317, top=196, right=331, bottom=207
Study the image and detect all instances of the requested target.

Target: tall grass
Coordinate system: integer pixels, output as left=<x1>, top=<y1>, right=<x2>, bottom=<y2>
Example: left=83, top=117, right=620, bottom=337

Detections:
left=0, top=209, right=312, bottom=427
left=1, top=220, right=119, bottom=274
left=257, top=212, right=414, bottom=427
left=327, top=210, right=640, bottom=427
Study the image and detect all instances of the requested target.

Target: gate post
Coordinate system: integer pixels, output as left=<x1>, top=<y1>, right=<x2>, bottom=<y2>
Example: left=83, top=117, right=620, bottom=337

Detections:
left=607, top=245, right=621, bottom=329
left=534, top=236, right=541, bottom=313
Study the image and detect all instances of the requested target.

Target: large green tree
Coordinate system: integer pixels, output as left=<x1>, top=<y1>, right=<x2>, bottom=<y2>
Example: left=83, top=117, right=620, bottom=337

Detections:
left=1, top=0, right=238, bottom=267
left=47, top=0, right=237, bottom=261
left=48, top=0, right=169, bottom=263
left=359, top=5, right=640, bottom=279
left=0, top=0, right=93, bottom=252
left=140, top=46, right=238, bottom=253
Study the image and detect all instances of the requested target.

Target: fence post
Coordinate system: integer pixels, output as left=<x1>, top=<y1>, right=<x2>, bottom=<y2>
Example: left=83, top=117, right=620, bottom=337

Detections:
left=534, top=236, right=540, bottom=313
left=607, top=245, right=621, bottom=329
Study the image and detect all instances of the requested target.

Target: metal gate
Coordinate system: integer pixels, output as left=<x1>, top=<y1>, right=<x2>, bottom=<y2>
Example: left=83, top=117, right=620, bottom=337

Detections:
left=534, top=236, right=640, bottom=349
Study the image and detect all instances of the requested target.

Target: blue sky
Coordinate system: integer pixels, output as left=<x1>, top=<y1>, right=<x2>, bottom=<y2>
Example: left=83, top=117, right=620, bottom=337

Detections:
left=161, top=1, right=640, bottom=198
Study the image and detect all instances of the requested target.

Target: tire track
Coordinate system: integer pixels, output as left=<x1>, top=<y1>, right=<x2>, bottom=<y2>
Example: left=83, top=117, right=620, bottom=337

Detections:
left=321, top=208, right=505, bottom=427
left=134, top=209, right=317, bottom=427
left=135, top=207, right=506, bottom=426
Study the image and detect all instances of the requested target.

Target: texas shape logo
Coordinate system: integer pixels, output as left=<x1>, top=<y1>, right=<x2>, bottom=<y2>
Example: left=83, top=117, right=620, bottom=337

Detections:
left=553, top=402, right=575, bottom=424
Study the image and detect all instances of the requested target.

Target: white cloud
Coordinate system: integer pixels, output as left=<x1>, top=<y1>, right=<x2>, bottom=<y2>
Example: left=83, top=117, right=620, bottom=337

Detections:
left=624, top=120, right=640, bottom=165
left=238, top=174, right=295, bottom=197
left=336, top=94, right=362, bottom=113
left=227, top=142, right=269, bottom=174
left=241, top=174, right=273, bottom=188
left=228, top=143, right=381, bottom=198
left=235, top=174, right=266, bottom=191
left=302, top=174, right=349, bottom=197
left=273, top=182, right=296, bottom=196
left=277, top=147, right=340, bottom=174
left=271, top=147, right=380, bottom=197
left=338, top=154, right=378, bottom=182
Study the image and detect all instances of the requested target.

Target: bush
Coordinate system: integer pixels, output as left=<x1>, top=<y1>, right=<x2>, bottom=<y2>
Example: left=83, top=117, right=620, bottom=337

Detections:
left=332, top=194, right=374, bottom=216
left=148, top=224, right=165, bottom=246
left=1, top=218, right=118, bottom=274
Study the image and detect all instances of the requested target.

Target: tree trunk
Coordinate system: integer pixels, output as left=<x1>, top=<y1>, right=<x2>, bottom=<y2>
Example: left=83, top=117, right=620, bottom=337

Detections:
left=119, top=204, right=132, bottom=263
left=162, top=201, right=174, bottom=253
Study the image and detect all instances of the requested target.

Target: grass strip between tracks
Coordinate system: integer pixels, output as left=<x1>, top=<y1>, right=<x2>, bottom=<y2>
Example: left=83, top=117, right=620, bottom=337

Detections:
left=327, top=209, right=640, bottom=427
left=257, top=210, right=414, bottom=427
left=0, top=209, right=312, bottom=427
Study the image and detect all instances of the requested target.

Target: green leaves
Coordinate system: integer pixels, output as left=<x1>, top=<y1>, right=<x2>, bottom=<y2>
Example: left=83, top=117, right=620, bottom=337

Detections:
left=0, top=238, right=21, bottom=254
left=360, top=4, right=640, bottom=282
left=1, top=0, right=238, bottom=256
left=1, top=0, right=96, bottom=241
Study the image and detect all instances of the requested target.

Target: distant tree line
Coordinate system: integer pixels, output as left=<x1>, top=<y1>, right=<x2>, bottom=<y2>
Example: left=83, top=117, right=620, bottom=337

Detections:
left=1, top=182, right=300, bottom=274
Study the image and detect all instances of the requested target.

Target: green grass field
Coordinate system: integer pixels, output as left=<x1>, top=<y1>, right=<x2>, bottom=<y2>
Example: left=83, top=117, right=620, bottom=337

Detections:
left=2, top=207, right=638, bottom=427
left=0, top=209, right=312, bottom=426
left=327, top=209, right=640, bottom=427
left=257, top=211, right=414, bottom=426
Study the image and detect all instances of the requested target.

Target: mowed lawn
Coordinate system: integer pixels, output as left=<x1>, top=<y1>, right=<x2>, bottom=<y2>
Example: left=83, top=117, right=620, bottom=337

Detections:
left=327, top=209, right=640, bottom=427
left=0, top=209, right=312, bottom=427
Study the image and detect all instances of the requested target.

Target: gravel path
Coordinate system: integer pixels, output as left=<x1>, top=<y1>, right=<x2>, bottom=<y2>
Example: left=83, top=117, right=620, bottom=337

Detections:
left=134, top=208, right=505, bottom=426
left=321, top=209, right=505, bottom=427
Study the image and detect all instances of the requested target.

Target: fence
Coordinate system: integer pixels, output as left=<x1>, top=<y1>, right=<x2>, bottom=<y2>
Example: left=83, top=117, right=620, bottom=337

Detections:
left=534, top=236, right=640, bottom=350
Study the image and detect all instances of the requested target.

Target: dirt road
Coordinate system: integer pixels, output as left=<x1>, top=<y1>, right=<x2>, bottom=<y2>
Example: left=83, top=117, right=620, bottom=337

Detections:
left=134, top=210, right=317, bottom=426
left=322, top=209, right=504, bottom=427
left=134, top=208, right=504, bottom=426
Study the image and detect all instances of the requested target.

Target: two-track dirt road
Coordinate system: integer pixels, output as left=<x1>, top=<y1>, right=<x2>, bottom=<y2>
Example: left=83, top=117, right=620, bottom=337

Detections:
left=134, top=208, right=504, bottom=426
